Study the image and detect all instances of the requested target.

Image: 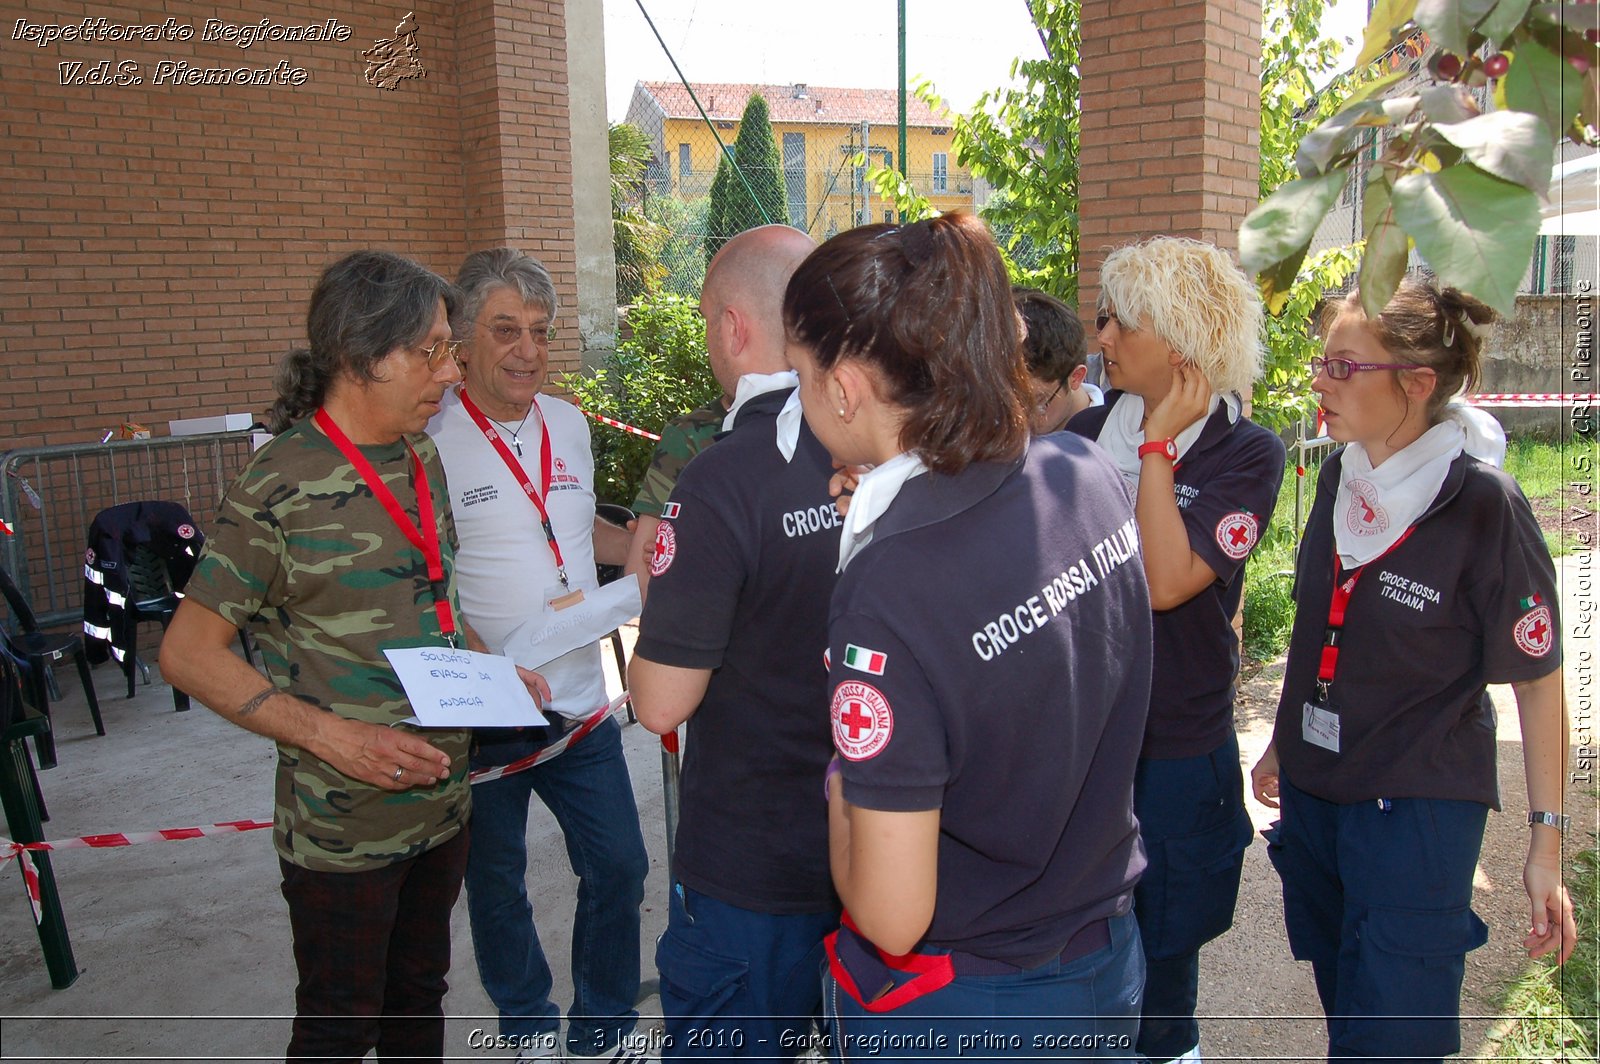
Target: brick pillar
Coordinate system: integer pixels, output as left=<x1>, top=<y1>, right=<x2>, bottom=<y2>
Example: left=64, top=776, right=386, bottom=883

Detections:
left=1077, top=0, right=1261, bottom=316
left=457, top=0, right=582, bottom=376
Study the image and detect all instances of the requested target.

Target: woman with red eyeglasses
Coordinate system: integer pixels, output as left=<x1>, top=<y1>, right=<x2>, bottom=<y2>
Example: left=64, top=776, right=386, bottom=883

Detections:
left=1251, top=278, right=1575, bottom=1063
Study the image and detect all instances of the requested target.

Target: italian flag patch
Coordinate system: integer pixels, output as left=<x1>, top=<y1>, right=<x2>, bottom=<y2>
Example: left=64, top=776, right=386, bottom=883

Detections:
left=1520, top=593, right=1544, bottom=610
left=843, top=644, right=888, bottom=675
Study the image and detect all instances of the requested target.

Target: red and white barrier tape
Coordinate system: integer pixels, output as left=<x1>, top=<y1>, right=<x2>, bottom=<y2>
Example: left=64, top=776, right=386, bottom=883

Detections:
left=581, top=410, right=662, bottom=442
left=469, top=690, right=631, bottom=785
left=0, top=693, right=636, bottom=923
left=1470, top=393, right=1600, bottom=408
left=3, top=820, right=273, bottom=924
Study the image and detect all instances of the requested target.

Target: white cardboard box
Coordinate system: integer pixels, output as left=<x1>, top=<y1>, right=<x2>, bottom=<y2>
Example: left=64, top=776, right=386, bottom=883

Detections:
left=167, top=412, right=256, bottom=436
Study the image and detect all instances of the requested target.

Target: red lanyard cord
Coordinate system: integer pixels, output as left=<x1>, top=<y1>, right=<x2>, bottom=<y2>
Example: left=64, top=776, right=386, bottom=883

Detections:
left=458, top=388, right=570, bottom=590
left=312, top=409, right=458, bottom=645
left=1315, top=527, right=1415, bottom=700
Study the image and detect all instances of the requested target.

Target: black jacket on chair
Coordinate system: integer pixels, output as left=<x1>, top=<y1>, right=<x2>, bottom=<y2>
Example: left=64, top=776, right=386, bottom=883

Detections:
left=82, top=501, right=204, bottom=667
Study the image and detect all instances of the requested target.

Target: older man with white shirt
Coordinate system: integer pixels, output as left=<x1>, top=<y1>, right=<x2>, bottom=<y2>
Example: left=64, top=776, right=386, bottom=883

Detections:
left=427, top=248, right=646, bottom=1064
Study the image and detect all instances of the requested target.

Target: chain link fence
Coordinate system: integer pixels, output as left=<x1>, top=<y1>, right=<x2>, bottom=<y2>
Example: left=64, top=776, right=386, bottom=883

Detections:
left=614, top=78, right=984, bottom=303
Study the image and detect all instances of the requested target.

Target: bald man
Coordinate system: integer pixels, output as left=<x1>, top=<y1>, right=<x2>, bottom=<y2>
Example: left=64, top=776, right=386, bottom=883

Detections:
left=624, top=226, right=817, bottom=603
left=629, top=226, right=841, bottom=1060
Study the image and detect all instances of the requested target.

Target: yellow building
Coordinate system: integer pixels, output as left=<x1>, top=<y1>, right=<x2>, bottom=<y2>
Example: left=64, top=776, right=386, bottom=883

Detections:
left=625, top=80, right=975, bottom=238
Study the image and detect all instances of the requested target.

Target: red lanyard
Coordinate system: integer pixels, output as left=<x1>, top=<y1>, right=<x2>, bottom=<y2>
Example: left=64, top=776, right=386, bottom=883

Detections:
left=1315, top=528, right=1415, bottom=700
left=458, top=388, right=569, bottom=590
left=312, top=409, right=458, bottom=645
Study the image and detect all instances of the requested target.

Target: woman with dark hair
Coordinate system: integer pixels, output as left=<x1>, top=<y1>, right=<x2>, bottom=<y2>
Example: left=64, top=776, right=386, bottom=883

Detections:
left=165, top=250, right=547, bottom=1062
left=785, top=213, right=1153, bottom=1056
left=1065, top=236, right=1285, bottom=1064
left=1252, top=279, right=1575, bottom=1063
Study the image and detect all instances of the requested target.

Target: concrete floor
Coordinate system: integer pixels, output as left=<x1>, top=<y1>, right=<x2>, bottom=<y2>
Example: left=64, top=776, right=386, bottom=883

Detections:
left=1, top=555, right=1596, bottom=1061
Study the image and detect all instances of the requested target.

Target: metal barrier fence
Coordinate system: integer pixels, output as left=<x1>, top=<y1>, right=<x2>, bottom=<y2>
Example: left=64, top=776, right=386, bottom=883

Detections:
left=0, top=431, right=257, bottom=630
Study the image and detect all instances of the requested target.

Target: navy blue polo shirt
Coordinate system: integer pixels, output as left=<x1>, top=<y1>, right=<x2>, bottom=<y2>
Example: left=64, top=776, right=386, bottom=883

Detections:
left=1068, top=393, right=1286, bottom=759
left=830, top=434, right=1153, bottom=968
left=1275, top=451, right=1562, bottom=808
left=635, top=388, right=841, bottom=913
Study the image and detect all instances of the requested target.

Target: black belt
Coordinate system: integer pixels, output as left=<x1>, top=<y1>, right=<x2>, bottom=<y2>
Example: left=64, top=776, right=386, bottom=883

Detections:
left=948, top=917, right=1112, bottom=976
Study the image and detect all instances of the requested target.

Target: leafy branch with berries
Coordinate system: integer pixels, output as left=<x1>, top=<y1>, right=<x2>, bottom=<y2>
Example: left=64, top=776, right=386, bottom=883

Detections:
left=1240, top=0, right=1599, bottom=318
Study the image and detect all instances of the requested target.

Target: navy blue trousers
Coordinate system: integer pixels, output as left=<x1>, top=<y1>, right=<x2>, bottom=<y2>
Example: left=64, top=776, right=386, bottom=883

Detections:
left=1267, top=777, right=1489, bottom=1064
left=823, top=911, right=1144, bottom=1062
left=1131, top=734, right=1253, bottom=1062
left=656, top=882, right=839, bottom=1060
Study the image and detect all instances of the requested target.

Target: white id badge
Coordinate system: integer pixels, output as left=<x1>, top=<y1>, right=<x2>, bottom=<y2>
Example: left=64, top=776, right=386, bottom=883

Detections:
left=1302, top=701, right=1340, bottom=753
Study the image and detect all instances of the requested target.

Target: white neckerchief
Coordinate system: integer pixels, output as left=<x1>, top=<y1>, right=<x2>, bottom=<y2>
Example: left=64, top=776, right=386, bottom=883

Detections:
left=837, top=451, right=929, bottom=572
left=722, top=370, right=803, bottom=462
left=1445, top=400, right=1506, bottom=468
left=1082, top=382, right=1106, bottom=408
left=1334, top=420, right=1464, bottom=567
left=1097, top=391, right=1239, bottom=494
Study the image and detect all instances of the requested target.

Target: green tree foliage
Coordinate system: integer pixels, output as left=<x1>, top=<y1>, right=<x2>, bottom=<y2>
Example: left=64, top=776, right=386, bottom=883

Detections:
left=1243, top=0, right=1600, bottom=317
left=611, top=122, right=667, bottom=305
left=562, top=294, right=717, bottom=505
left=958, top=0, right=1082, bottom=304
left=704, top=94, right=786, bottom=263
left=1254, top=0, right=1363, bottom=429
left=645, top=193, right=711, bottom=298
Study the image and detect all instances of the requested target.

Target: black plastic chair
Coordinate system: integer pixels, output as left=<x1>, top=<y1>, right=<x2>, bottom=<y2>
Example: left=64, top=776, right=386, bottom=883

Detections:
left=595, top=503, right=637, bottom=723
left=0, top=564, right=104, bottom=745
left=0, top=651, right=79, bottom=988
left=123, top=545, right=188, bottom=711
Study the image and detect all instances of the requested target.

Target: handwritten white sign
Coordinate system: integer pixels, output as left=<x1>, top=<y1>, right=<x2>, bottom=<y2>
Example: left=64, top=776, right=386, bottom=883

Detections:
left=501, top=575, right=643, bottom=671
left=382, top=646, right=547, bottom=728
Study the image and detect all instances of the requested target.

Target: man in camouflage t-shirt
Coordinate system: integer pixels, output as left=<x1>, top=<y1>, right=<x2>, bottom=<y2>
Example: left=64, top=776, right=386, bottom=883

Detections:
left=624, top=400, right=725, bottom=603
left=182, top=419, right=472, bottom=869
left=162, top=251, right=547, bottom=1062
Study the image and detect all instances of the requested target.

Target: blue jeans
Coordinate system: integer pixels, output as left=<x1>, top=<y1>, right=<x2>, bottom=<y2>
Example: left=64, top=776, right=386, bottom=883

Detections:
left=823, top=911, right=1144, bottom=1061
left=1267, top=777, right=1489, bottom=1064
left=1131, top=735, right=1253, bottom=1062
left=657, top=882, right=839, bottom=1060
left=465, top=716, right=649, bottom=1054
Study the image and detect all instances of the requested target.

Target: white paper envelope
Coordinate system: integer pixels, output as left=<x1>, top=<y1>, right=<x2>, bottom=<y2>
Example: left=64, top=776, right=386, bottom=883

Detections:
left=382, top=646, right=548, bottom=728
left=500, top=575, right=643, bottom=671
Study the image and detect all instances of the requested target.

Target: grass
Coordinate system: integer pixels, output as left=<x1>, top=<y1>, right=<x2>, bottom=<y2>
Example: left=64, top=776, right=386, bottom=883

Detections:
left=1488, top=846, right=1600, bottom=1060
left=1241, top=460, right=1302, bottom=664
left=1505, top=434, right=1599, bottom=558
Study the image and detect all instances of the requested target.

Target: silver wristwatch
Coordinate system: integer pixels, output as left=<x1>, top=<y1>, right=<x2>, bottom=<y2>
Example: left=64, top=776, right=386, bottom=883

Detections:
left=1527, top=810, right=1570, bottom=833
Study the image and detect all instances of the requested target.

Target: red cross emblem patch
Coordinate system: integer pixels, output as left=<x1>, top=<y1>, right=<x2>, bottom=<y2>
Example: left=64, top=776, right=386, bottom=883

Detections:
left=177, top=523, right=196, bottom=539
left=554, top=457, right=567, bottom=474
left=1215, top=512, right=1258, bottom=560
left=1344, top=478, right=1388, bottom=536
left=832, top=680, right=893, bottom=761
left=1514, top=605, right=1554, bottom=658
left=649, top=520, right=677, bottom=577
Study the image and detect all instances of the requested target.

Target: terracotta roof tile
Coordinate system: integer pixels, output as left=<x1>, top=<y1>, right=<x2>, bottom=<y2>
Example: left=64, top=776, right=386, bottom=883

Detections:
left=633, top=81, right=948, bottom=127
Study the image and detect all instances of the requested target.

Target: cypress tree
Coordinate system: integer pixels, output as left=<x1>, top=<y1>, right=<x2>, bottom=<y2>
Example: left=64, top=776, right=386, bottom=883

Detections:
left=703, top=93, right=786, bottom=263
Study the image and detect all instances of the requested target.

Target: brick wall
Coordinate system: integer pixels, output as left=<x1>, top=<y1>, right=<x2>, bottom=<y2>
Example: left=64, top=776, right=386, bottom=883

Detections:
left=1077, top=0, right=1261, bottom=317
left=0, top=0, right=579, bottom=450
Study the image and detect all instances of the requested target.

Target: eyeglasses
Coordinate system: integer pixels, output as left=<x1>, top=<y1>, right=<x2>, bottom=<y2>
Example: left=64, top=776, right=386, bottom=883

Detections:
left=1310, top=355, right=1427, bottom=380
left=1034, top=381, right=1064, bottom=415
left=1095, top=310, right=1131, bottom=333
left=479, top=321, right=552, bottom=347
left=418, top=339, right=466, bottom=371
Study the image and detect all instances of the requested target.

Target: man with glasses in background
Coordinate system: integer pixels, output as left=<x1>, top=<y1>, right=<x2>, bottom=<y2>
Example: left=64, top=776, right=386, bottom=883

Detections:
left=428, top=248, right=648, bottom=1064
left=1014, top=286, right=1102, bottom=435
